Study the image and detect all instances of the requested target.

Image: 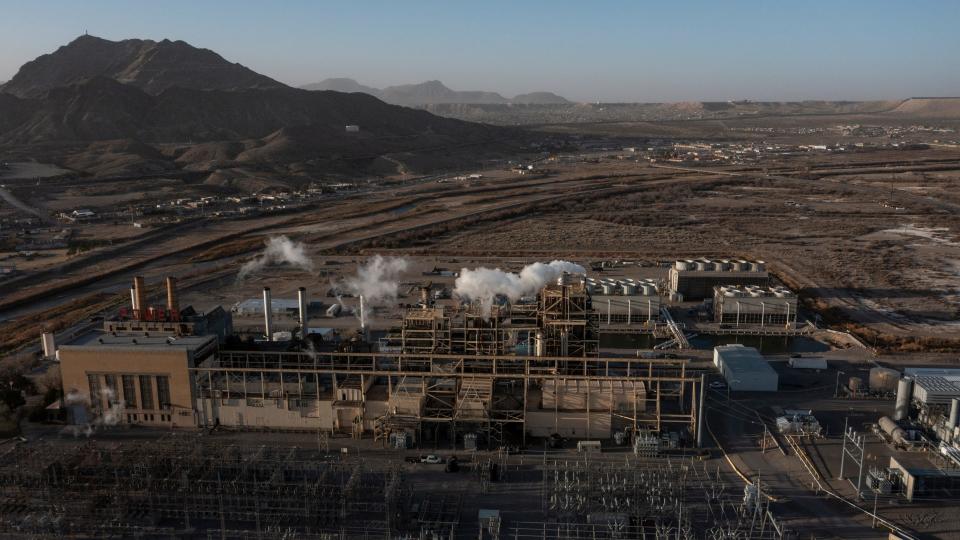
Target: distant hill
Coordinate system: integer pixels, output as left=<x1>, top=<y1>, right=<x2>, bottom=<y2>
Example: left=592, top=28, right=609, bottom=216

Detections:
left=300, top=78, right=570, bottom=105
left=0, top=35, right=284, bottom=98
left=889, top=97, right=960, bottom=118
left=511, top=92, right=570, bottom=104
left=300, top=77, right=380, bottom=95
left=380, top=80, right=509, bottom=105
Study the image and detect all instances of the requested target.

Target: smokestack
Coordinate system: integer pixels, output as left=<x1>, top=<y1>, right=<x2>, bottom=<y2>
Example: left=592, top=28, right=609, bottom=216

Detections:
left=263, top=287, right=273, bottom=341
left=359, top=295, right=366, bottom=332
left=297, top=287, right=308, bottom=332
left=165, top=276, right=179, bottom=316
left=950, top=398, right=960, bottom=429
left=130, top=287, right=138, bottom=312
left=133, top=276, right=146, bottom=320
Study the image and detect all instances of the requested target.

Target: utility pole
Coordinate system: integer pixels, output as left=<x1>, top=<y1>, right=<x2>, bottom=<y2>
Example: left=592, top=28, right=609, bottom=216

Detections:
left=838, top=416, right=848, bottom=480
left=835, top=370, right=845, bottom=398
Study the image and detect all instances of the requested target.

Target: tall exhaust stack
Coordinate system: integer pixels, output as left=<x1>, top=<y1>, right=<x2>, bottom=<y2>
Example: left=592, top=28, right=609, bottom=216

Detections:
left=297, top=287, right=308, bottom=333
left=133, top=276, right=146, bottom=320
left=165, top=276, right=179, bottom=317
left=130, top=287, right=138, bottom=313
left=359, top=295, right=366, bottom=333
left=263, top=287, right=273, bottom=341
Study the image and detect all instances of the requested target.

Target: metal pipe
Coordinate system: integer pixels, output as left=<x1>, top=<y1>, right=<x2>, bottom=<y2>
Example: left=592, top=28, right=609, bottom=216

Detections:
left=263, top=287, right=273, bottom=341
left=950, top=398, right=960, bottom=429
left=697, top=374, right=706, bottom=447
left=297, top=287, right=308, bottom=333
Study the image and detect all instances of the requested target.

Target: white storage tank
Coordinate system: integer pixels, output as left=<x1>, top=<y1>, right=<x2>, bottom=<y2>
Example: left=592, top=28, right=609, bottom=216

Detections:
left=622, top=283, right=638, bottom=295
left=754, top=261, right=767, bottom=272
left=602, top=283, right=618, bottom=295
left=869, top=367, right=900, bottom=393
left=641, top=284, right=656, bottom=296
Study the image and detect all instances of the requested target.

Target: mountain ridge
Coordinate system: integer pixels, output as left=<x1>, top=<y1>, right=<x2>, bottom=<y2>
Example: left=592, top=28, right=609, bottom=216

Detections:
left=300, top=77, right=571, bottom=105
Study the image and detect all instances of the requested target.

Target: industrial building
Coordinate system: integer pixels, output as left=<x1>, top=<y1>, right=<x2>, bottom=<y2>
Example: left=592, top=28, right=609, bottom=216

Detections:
left=57, top=274, right=706, bottom=448
left=713, top=285, right=797, bottom=329
left=889, top=454, right=960, bottom=502
left=59, top=333, right=217, bottom=428
left=713, top=345, right=778, bottom=392
left=669, top=259, right=769, bottom=300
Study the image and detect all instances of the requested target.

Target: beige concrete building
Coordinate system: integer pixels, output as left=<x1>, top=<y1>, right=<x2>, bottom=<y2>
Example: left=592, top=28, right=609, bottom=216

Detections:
left=58, top=334, right=217, bottom=428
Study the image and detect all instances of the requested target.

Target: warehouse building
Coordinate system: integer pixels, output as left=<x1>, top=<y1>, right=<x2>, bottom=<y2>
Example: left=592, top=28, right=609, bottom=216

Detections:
left=669, top=259, right=768, bottom=300
left=889, top=454, right=960, bottom=502
left=713, top=344, right=778, bottom=392
left=713, top=285, right=798, bottom=328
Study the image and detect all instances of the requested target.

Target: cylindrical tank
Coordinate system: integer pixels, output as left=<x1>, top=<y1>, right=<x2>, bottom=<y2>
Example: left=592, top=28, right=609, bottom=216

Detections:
left=894, top=377, right=913, bottom=421
left=602, top=283, right=617, bottom=295
left=641, top=284, right=656, bottom=296
left=622, top=283, right=638, bottom=295
left=879, top=416, right=907, bottom=444
left=848, top=377, right=863, bottom=394
left=557, top=272, right=571, bottom=286
left=732, top=261, right=746, bottom=271
left=674, top=261, right=689, bottom=271
left=695, top=261, right=707, bottom=271
left=754, top=261, right=767, bottom=272
left=716, top=260, right=731, bottom=271
left=869, top=367, right=900, bottom=393
left=950, top=398, right=960, bottom=429
left=534, top=331, right=544, bottom=357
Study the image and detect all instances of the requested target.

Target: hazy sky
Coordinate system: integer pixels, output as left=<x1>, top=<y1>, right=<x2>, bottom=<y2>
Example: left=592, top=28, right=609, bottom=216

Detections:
left=1, top=0, right=958, bottom=102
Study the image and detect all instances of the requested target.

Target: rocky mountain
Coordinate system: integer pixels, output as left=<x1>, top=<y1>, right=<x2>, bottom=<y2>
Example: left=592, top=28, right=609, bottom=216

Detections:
left=300, top=78, right=570, bottom=105
left=0, top=36, right=520, bottom=178
left=0, top=35, right=284, bottom=98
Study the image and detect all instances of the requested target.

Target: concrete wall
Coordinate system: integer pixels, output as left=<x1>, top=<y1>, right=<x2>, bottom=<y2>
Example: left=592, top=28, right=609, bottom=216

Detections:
left=526, top=410, right=612, bottom=439
left=200, top=397, right=337, bottom=430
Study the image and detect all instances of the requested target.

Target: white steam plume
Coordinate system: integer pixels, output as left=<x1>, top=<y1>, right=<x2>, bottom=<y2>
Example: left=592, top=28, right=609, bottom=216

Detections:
left=343, top=255, right=409, bottom=306
left=238, top=236, right=314, bottom=281
left=59, top=387, right=125, bottom=438
left=454, top=260, right=585, bottom=314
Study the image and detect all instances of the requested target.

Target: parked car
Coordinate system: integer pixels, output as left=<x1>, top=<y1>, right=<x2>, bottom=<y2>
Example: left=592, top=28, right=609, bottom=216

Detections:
left=420, top=454, right=443, bottom=464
